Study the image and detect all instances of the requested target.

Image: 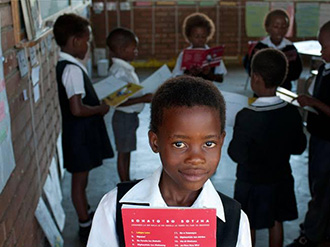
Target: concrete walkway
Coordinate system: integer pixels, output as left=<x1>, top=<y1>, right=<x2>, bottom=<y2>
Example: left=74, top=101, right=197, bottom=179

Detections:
left=61, top=65, right=313, bottom=247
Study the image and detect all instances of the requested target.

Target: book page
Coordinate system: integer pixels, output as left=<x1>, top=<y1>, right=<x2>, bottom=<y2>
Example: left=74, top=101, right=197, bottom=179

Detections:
left=93, top=76, right=127, bottom=100
left=276, top=87, right=318, bottom=114
left=142, top=64, right=172, bottom=94
left=122, top=208, right=216, bottom=247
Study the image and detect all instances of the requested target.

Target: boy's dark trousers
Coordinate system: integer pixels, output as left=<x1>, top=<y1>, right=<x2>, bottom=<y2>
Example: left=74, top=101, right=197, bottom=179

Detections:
left=303, top=135, right=330, bottom=242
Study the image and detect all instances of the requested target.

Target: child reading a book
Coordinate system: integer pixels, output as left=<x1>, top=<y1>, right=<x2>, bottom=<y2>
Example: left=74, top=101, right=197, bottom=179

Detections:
left=287, top=20, right=330, bottom=247
left=228, top=48, right=306, bottom=247
left=87, top=76, right=251, bottom=247
left=246, top=9, right=302, bottom=91
left=106, top=28, right=153, bottom=182
left=53, top=13, right=114, bottom=244
left=172, top=12, right=227, bottom=83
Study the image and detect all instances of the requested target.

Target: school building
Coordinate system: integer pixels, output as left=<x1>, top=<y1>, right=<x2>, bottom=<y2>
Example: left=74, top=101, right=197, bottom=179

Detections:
left=0, top=1, right=329, bottom=247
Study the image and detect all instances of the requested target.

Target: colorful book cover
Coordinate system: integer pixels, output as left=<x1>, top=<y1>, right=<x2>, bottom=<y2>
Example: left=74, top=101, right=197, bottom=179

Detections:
left=181, top=45, right=224, bottom=70
left=122, top=208, right=217, bottom=247
left=103, top=83, right=143, bottom=107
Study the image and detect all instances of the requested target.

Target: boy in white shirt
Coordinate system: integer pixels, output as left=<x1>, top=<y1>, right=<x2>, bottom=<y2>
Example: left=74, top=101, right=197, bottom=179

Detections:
left=106, top=28, right=152, bottom=182
left=87, top=76, right=251, bottom=247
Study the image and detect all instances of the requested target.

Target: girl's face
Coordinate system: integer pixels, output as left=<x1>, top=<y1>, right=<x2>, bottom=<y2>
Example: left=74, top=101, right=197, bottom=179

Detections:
left=318, top=30, right=330, bottom=63
left=266, top=15, right=289, bottom=46
left=148, top=106, right=225, bottom=202
left=188, top=27, right=208, bottom=48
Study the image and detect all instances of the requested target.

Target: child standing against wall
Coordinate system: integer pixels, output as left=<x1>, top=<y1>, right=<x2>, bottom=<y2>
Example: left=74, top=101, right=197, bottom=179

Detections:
left=87, top=76, right=251, bottom=247
left=106, top=28, right=153, bottom=182
left=228, top=48, right=306, bottom=247
left=53, top=13, right=114, bottom=244
left=172, top=12, right=227, bottom=83
left=246, top=9, right=302, bottom=91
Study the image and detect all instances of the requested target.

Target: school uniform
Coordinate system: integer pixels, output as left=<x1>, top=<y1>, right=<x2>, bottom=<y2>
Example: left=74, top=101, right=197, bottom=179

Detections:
left=87, top=166, right=251, bottom=247
left=109, top=58, right=144, bottom=152
left=302, top=62, right=330, bottom=242
left=248, top=37, right=302, bottom=91
left=228, top=96, right=306, bottom=229
left=172, top=45, right=227, bottom=81
left=56, top=52, right=113, bottom=173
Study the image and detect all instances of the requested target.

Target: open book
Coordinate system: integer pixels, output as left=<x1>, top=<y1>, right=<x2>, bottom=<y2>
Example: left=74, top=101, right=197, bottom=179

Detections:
left=93, top=65, right=172, bottom=107
left=122, top=208, right=216, bottom=247
left=181, top=45, right=225, bottom=70
left=276, top=87, right=318, bottom=114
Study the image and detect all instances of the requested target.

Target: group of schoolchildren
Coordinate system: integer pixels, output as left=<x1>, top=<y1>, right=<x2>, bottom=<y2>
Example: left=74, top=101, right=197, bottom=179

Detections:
left=52, top=8, right=330, bottom=247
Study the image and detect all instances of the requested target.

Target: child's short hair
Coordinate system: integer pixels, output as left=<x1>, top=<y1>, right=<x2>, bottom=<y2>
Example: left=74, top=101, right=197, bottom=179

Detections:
left=182, top=13, right=215, bottom=43
left=251, top=48, right=288, bottom=88
left=264, top=9, right=289, bottom=29
left=320, top=20, right=330, bottom=36
left=53, top=13, right=90, bottom=47
left=150, top=76, right=226, bottom=133
left=106, top=28, right=137, bottom=54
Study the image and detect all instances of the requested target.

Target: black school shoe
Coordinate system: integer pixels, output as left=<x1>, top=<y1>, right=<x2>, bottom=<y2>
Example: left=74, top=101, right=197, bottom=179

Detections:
left=286, top=234, right=318, bottom=247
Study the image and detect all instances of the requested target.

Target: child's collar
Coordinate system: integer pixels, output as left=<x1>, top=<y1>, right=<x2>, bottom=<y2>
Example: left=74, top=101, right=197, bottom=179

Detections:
left=325, top=62, right=330, bottom=70
left=111, top=57, right=135, bottom=71
left=119, top=166, right=226, bottom=222
left=261, top=36, right=292, bottom=49
left=188, top=44, right=209, bottom=49
left=59, top=51, right=88, bottom=75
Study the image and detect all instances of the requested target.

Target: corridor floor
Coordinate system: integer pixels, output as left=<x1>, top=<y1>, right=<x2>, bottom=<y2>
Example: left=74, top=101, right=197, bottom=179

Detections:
left=61, top=65, right=314, bottom=247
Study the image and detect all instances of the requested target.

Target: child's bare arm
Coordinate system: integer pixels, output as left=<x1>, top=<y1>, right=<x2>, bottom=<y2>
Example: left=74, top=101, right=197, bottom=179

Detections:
left=297, top=95, right=330, bottom=117
left=70, top=94, right=110, bottom=117
left=118, top=93, right=153, bottom=107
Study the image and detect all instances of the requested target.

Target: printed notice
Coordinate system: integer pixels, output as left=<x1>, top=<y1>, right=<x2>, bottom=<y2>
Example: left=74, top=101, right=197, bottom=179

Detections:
left=0, top=15, right=16, bottom=193
left=122, top=208, right=216, bottom=247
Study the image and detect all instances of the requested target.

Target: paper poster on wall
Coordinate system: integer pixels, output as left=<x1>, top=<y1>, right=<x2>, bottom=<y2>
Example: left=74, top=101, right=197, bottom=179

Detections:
left=295, top=3, right=319, bottom=38
left=43, top=174, right=65, bottom=230
left=0, top=18, right=16, bottom=194
left=49, top=157, right=63, bottom=201
left=35, top=197, right=64, bottom=247
left=17, top=50, right=29, bottom=77
left=56, top=133, right=65, bottom=179
left=29, top=46, right=38, bottom=66
left=270, top=2, right=294, bottom=37
left=319, top=4, right=330, bottom=29
left=245, top=2, right=269, bottom=37
left=33, top=83, right=40, bottom=103
left=31, top=65, right=40, bottom=85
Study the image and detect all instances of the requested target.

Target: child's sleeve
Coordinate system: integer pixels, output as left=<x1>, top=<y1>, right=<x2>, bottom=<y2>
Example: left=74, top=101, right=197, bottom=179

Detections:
left=236, top=211, right=252, bottom=247
left=172, top=51, right=184, bottom=77
left=62, top=64, right=86, bottom=99
left=87, top=189, right=119, bottom=247
left=228, top=110, right=253, bottom=164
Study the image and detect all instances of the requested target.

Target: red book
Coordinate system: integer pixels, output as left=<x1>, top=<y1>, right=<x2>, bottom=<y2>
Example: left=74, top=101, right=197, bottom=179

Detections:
left=122, top=208, right=217, bottom=247
left=181, top=45, right=225, bottom=70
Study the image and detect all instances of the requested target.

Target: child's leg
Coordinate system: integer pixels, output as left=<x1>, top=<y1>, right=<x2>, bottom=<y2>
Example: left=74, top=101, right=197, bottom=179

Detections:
left=71, top=171, right=90, bottom=221
left=117, top=151, right=131, bottom=181
left=269, top=221, right=283, bottom=247
left=251, top=229, right=256, bottom=247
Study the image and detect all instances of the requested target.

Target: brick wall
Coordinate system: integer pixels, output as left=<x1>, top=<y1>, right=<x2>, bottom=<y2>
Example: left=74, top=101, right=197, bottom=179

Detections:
left=90, top=0, right=328, bottom=64
left=0, top=1, right=61, bottom=246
